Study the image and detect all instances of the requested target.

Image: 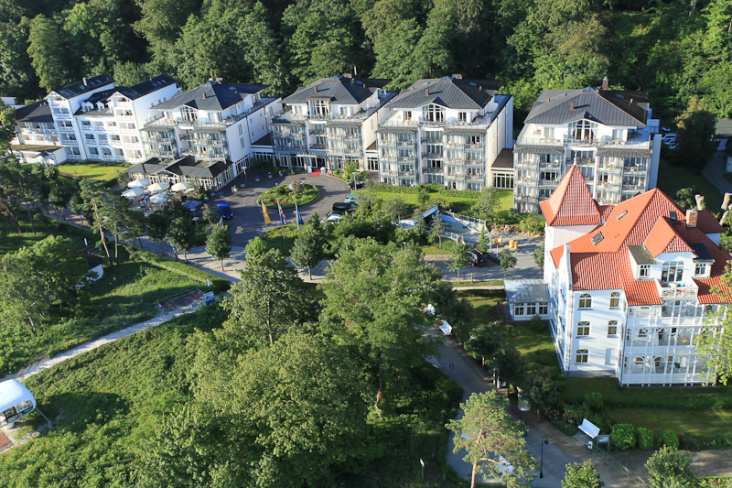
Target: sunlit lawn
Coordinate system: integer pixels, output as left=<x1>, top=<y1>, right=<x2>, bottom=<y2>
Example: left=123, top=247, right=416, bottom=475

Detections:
left=605, top=407, right=732, bottom=441
left=58, top=161, right=129, bottom=181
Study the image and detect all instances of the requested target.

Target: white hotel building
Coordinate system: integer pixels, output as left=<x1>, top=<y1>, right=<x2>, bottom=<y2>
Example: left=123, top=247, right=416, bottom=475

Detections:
left=508, top=166, right=730, bottom=387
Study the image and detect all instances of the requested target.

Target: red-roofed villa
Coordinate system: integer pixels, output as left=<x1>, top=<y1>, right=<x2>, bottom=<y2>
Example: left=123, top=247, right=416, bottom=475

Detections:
left=513, top=165, right=731, bottom=386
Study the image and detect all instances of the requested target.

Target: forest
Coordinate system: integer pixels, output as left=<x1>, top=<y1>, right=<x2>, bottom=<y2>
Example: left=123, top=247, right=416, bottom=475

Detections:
left=0, top=0, right=730, bottom=120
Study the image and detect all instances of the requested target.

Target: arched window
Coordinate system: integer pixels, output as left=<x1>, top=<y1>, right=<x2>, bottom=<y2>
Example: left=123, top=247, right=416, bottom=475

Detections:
left=568, top=119, right=597, bottom=141
left=577, top=322, right=590, bottom=336
left=610, top=292, right=620, bottom=308
left=579, top=294, right=592, bottom=309
left=575, top=349, right=588, bottom=363
left=424, top=104, right=445, bottom=123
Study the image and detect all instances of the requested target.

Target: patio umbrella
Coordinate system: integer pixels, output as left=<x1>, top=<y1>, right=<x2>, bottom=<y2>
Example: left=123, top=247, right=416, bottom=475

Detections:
left=148, top=182, right=170, bottom=193
left=149, top=192, right=170, bottom=204
left=122, top=188, right=144, bottom=199
left=171, top=181, right=193, bottom=192
left=128, top=179, right=149, bottom=188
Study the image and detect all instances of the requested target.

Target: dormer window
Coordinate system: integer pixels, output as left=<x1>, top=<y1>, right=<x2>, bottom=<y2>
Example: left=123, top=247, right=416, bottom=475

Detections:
left=293, top=106, right=303, bottom=116
left=639, top=265, right=650, bottom=278
left=181, top=106, right=197, bottom=122
left=694, top=263, right=710, bottom=277
left=458, top=112, right=468, bottom=123
left=339, top=106, right=349, bottom=116
left=404, top=111, right=412, bottom=121
left=424, top=104, right=444, bottom=123
left=568, top=119, right=597, bottom=142
left=309, top=100, right=329, bottom=117
left=661, top=261, right=683, bottom=283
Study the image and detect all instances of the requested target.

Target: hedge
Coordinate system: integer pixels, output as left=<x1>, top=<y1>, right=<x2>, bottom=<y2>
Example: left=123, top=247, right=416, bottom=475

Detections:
left=662, top=429, right=680, bottom=449
left=370, top=183, right=481, bottom=199
left=611, top=424, right=637, bottom=450
left=133, top=250, right=231, bottom=293
left=637, top=427, right=655, bottom=450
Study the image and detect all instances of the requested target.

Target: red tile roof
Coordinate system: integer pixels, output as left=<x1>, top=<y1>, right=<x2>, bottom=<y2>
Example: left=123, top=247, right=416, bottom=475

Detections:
left=643, top=217, right=694, bottom=258
left=697, top=209, right=724, bottom=234
left=547, top=183, right=732, bottom=304
left=540, top=165, right=602, bottom=226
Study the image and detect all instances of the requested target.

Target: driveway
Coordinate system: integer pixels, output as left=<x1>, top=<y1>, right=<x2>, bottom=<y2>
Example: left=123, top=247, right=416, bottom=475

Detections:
left=206, top=170, right=352, bottom=247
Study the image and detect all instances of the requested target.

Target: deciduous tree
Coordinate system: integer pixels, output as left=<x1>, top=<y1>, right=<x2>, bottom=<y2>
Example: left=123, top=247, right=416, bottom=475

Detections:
left=167, top=216, right=196, bottom=262
left=500, top=248, right=517, bottom=279
left=563, top=460, right=604, bottom=488
left=645, top=447, right=698, bottom=488
left=206, top=225, right=232, bottom=271
left=290, top=227, right=323, bottom=279
left=449, top=240, right=471, bottom=280
left=146, top=210, right=169, bottom=256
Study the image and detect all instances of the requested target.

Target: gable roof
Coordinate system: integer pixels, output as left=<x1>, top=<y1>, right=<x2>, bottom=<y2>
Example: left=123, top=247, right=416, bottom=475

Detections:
left=284, top=75, right=389, bottom=105
left=526, top=87, right=649, bottom=127
left=539, top=165, right=602, bottom=226
left=126, top=156, right=231, bottom=179
left=14, top=100, right=53, bottom=123
left=52, top=75, right=114, bottom=99
left=153, top=80, right=267, bottom=111
left=113, top=75, right=177, bottom=101
left=547, top=186, right=732, bottom=304
left=388, top=76, right=503, bottom=110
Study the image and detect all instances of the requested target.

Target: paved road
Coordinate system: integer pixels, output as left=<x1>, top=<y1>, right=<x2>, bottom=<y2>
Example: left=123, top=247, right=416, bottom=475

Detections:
left=206, top=170, right=352, bottom=247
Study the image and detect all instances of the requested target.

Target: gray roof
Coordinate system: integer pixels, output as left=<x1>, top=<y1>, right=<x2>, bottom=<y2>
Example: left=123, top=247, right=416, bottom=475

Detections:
left=284, top=75, right=389, bottom=105
left=375, top=128, right=418, bottom=135
left=628, top=245, right=656, bottom=265
left=252, top=133, right=272, bottom=146
left=126, top=156, right=231, bottom=179
left=153, top=80, right=267, bottom=111
left=526, top=87, right=649, bottom=127
left=15, top=100, right=53, bottom=123
left=74, top=89, right=117, bottom=115
left=597, top=149, right=651, bottom=159
left=111, top=75, right=177, bottom=101
left=505, top=279, right=550, bottom=304
left=491, top=148, right=514, bottom=170
left=514, top=146, right=565, bottom=155
left=388, top=76, right=503, bottom=110
left=716, top=118, right=732, bottom=138
left=53, top=75, right=114, bottom=99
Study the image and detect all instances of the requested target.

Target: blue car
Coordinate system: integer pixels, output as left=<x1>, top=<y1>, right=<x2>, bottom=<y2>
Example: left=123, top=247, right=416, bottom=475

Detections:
left=345, top=194, right=358, bottom=203
left=217, top=201, right=233, bottom=219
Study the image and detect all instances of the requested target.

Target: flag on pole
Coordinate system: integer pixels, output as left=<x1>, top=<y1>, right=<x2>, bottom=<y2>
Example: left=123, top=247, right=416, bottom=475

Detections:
left=295, top=202, right=304, bottom=229
left=262, top=202, right=271, bottom=224
left=278, top=202, right=288, bottom=225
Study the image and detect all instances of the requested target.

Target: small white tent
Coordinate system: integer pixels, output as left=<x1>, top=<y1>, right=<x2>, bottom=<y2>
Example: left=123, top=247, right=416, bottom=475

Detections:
left=0, top=380, right=36, bottom=426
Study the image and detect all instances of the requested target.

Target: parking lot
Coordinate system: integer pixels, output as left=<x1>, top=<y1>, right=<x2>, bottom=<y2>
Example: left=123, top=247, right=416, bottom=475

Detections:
left=205, top=169, right=352, bottom=247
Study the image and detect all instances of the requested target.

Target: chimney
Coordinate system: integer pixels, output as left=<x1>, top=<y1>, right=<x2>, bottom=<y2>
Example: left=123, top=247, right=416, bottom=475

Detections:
left=314, top=85, right=318, bottom=93
left=570, top=101, right=575, bottom=110
left=425, top=88, right=429, bottom=96
left=602, top=76, right=609, bottom=91
left=686, top=209, right=698, bottom=227
left=695, top=194, right=705, bottom=211
left=202, top=92, right=207, bottom=99
left=629, top=98, right=634, bottom=105
left=451, top=74, right=463, bottom=79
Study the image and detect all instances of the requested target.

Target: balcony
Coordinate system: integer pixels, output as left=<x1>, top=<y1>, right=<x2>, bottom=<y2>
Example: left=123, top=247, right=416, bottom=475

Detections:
left=423, top=167, right=443, bottom=175
left=515, top=126, right=564, bottom=147
left=655, top=280, right=698, bottom=300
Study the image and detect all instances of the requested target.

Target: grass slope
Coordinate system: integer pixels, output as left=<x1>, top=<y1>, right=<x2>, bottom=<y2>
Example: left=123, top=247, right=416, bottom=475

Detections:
left=57, top=161, right=129, bottom=182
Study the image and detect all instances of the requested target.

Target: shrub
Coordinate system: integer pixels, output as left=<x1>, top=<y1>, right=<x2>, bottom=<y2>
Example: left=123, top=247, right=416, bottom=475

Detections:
left=662, top=429, right=680, bottom=449
left=637, top=427, right=655, bottom=450
left=611, top=423, right=637, bottom=450
left=584, top=392, right=604, bottom=411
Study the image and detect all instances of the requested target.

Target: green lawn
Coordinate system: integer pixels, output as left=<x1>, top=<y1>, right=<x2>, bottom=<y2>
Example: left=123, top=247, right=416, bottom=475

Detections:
left=58, top=161, right=129, bottom=182
left=605, top=407, right=732, bottom=442
left=358, top=187, right=514, bottom=217
left=0, top=214, right=95, bottom=257
left=656, top=157, right=723, bottom=210
left=260, top=183, right=320, bottom=208
left=260, top=223, right=300, bottom=255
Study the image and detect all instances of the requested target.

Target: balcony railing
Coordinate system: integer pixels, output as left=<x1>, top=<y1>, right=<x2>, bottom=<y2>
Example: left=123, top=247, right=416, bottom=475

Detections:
left=656, top=280, right=698, bottom=300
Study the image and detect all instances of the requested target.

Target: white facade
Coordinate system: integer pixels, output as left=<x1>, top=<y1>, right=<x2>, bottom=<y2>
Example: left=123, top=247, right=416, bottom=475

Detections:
left=271, top=75, right=393, bottom=172
left=143, top=79, right=282, bottom=175
left=376, top=76, right=513, bottom=191
left=514, top=85, right=662, bottom=213
left=537, top=167, right=730, bottom=387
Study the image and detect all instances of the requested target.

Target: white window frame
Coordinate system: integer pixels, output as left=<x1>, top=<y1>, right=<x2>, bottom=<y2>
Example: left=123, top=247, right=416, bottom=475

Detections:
left=577, top=321, right=590, bottom=337
left=576, top=349, right=589, bottom=363
left=579, top=294, right=592, bottom=309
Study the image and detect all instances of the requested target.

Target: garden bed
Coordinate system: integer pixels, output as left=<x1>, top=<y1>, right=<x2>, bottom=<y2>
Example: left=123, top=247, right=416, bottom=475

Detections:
left=259, top=183, right=319, bottom=209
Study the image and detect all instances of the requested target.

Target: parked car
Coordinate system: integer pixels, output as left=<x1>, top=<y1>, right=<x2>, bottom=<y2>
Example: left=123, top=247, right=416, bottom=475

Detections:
left=345, top=194, right=358, bottom=203
left=217, top=201, right=234, bottom=219
left=467, top=249, right=485, bottom=266
left=331, top=201, right=356, bottom=213
left=326, top=211, right=344, bottom=222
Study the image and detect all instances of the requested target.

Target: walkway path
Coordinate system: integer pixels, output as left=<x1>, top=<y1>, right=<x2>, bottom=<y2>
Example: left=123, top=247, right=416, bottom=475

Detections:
left=703, top=151, right=732, bottom=197
left=3, top=303, right=200, bottom=383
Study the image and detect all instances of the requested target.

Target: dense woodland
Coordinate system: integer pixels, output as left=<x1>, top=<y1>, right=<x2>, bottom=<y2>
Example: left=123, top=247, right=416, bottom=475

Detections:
left=0, top=0, right=730, bottom=120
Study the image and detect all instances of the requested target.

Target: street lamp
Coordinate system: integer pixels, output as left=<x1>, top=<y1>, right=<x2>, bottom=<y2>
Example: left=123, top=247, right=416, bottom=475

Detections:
left=352, top=171, right=359, bottom=191
left=540, top=436, right=549, bottom=478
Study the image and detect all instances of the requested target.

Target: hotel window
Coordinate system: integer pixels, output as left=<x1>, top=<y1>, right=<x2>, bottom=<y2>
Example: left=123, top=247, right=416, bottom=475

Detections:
left=539, top=303, right=548, bottom=315
left=544, top=127, right=554, bottom=139
left=579, top=294, right=592, bottom=309
left=514, top=304, right=524, bottom=316
left=610, top=292, right=620, bottom=309
left=568, top=119, right=597, bottom=141
left=526, top=304, right=536, bottom=316
left=339, top=106, right=349, bottom=116
left=608, top=321, right=618, bottom=336
left=661, top=261, right=684, bottom=282
left=310, top=100, right=329, bottom=117
left=695, top=263, right=709, bottom=276
left=639, top=265, right=650, bottom=278
left=293, top=106, right=303, bottom=116
left=576, top=349, right=589, bottom=363
left=181, top=106, right=198, bottom=122
left=458, top=112, right=468, bottom=122
left=612, top=129, right=623, bottom=140
left=404, top=111, right=412, bottom=120
left=577, top=322, right=590, bottom=336
left=424, top=104, right=444, bottom=123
